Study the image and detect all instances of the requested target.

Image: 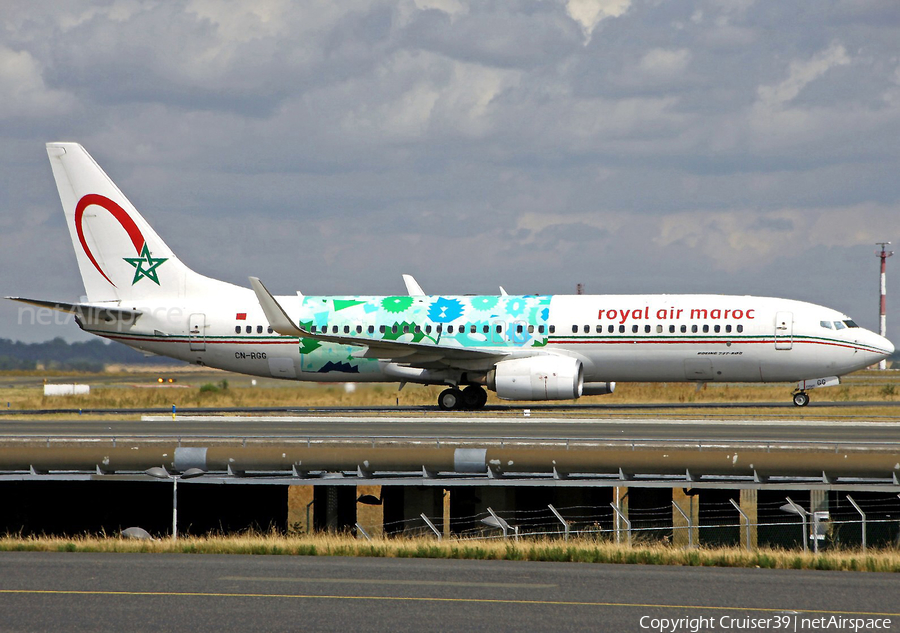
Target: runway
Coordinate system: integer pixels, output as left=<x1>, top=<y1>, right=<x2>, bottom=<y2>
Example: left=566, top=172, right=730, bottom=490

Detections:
left=2, top=415, right=900, bottom=445
left=0, top=552, right=896, bottom=632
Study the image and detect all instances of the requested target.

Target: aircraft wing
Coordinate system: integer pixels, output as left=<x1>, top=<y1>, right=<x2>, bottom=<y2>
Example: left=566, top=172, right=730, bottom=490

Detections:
left=6, top=296, right=143, bottom=323
left=249, top=277, right=504, bottom=367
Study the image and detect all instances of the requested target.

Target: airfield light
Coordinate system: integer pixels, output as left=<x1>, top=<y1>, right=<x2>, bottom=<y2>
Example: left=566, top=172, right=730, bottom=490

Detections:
left=876, top=242, right=893, bottom=370
left=145, top=467, right=206, bottom=539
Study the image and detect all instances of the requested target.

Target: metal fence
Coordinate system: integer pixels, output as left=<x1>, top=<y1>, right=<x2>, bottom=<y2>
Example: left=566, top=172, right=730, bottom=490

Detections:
left=370, top=494, right=900, bottom=551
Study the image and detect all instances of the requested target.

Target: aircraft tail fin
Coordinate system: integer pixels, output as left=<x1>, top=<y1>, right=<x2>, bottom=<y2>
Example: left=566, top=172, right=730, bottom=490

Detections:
left=46, top=142, right=207, bottom=303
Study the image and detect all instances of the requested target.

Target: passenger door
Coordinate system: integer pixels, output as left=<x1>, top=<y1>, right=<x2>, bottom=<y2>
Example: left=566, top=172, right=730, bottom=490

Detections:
left=775, top=311, right=793, bottom=350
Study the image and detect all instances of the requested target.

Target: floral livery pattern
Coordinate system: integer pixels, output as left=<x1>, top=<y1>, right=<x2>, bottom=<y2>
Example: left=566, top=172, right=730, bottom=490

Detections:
left=294, top=294, right=552, bottom=374
left=428, top=297, right=464, bottom=323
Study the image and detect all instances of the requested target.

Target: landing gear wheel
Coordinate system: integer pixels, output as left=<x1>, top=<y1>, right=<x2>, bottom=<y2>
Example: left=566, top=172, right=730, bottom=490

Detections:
left=461, top=385, right=488, bottom=410
left=438, top=387, right=463, bottom=411
left=792, top=392, right=810, bottom=407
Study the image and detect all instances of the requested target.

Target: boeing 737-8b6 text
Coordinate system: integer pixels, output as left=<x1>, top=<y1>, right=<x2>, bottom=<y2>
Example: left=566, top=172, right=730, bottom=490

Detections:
left=7, top=143, right=894, bottom=410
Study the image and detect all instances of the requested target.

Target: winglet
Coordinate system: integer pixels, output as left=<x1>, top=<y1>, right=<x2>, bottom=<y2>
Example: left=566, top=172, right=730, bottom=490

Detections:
left=402, top=274, right=425, bottom=296
left=249, top=277, right=306, bottom=337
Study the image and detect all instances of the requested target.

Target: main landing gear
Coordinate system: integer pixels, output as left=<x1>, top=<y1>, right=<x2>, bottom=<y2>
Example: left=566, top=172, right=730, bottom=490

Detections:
left=438, top=385, right=488, bottom=411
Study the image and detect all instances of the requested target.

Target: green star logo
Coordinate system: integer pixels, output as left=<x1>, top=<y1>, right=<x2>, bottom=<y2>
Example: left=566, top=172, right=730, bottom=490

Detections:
left=123, top=244, right=167, bottom=285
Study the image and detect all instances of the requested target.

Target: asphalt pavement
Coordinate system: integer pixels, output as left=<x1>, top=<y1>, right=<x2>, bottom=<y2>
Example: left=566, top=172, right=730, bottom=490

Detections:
left=0, top=552, right=897, bottom=632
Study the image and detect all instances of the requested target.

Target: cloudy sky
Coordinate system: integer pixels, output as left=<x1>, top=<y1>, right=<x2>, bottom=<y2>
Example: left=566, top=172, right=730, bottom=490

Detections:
left=1, top=0, right=899, bottom=343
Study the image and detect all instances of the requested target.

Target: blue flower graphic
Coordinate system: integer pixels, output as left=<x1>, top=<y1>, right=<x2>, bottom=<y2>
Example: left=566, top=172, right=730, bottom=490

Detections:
left=428, top=297, right=464, bottom=323
left=540, top=308, right=549, bottom=322
left=470, top=296, right=499, bottom=312
left=505, top=297, right=526, bottom=317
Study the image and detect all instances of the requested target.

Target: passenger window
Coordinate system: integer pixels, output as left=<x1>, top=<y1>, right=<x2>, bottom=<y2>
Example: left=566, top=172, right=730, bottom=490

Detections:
left=344, top=325, right=350, bottom=334
left=437, top=324, right=443, bottom=333
left=368, top=325, right=375, bottom=334
left=403, top=325, right=409, bottom=334
left=702, top=325, right=709, bottom=333
left=357, top=325, right=363, bottom=333
left=725, top=324, right=732, bottom=333
left=737, top=325, right=743, bottom=333
left=820, top=321, right=833, bottom=329
left=379, top=325, right=386, bottom=334
left=245, top=325, right=252, bottom=334
left=669, top=325, right=675, bottom=333
left=256, top=325, right=262, bottom=334
left=619, top=325, right=625, bottom=333
left=680, top=325, right=687, bottom=333
left=234, top=326, right=241, bottom=334
left=714, top=325, right=720, bottom=333
left=268, top=326, right=273, bottom=334
left=472, top=325, right=479, bottom=334
left=332, top=326, right=339, bottom=334
left=538, top=325, right=545, bottom=334
left=392, top=325, right=398, bottom=334
left=527, top=325, right=534, bottom=333
left=448, top=325, right=454, bottom=333
left=415, top=325, right=421, bottom=333
left=608, top=325, right=614, bottom=334
left=644, top=325, right=651, bottom=333
left=517, top=325, right=524, bottom=334
left=657, top=325, right=663, bottom=333
left=425, top=325, right=431, bottom=334
left=632, top=325, right=639, bottom=334
left=549, top=325, right=556, bottom=334
left=596, top=325, right=602, bottom=333
left=691, top=325, right=698, bottom=333
left=495, top=325, right=502, bottom=334
left=572, top=325, right=578, bottom=334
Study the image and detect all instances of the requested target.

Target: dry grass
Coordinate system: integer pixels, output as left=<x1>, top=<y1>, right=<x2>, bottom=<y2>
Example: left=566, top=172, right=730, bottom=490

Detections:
left=1, top=369, right=897, bottom=416
left=1, top=533, right=899, bottom=572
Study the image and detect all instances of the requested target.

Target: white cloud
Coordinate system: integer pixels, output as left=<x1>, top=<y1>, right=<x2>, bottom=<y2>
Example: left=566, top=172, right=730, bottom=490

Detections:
left=756, top=42, right=850, bottom=109
left=565, top=0, right=630, bottom=43
left=0, top=46, right=74, bottom=117
left=638, top=48, right=691, bottom=76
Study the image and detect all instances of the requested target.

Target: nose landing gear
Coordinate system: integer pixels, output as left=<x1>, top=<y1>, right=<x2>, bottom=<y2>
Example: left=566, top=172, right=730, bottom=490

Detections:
left=792, top=391, right=810, bottom=407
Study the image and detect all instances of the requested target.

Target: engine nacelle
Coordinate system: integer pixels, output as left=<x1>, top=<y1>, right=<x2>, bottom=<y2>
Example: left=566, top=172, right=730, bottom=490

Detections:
left=582, top=381, right=616, bottom=396
left=487, top=356, right=583, bottom=401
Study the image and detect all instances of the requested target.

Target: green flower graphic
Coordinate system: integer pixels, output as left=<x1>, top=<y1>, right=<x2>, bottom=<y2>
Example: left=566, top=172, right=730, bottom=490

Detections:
left=381, top=296, right=414, bottom=313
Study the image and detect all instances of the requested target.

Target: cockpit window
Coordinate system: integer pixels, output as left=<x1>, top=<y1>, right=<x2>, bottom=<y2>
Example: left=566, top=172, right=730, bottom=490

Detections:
left=843, top=320, right=859, bottom=328
left=820, top=321, right=833, bottom=329
left=833, top=321, right=846, bottom=330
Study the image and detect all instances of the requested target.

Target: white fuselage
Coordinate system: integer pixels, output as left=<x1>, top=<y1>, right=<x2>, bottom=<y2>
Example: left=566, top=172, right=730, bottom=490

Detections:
left=81, top=289, right=893, bottom=386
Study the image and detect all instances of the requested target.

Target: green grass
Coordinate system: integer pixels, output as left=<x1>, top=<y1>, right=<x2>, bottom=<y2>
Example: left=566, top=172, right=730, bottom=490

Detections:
left=2, top=533, right=899, bottom=572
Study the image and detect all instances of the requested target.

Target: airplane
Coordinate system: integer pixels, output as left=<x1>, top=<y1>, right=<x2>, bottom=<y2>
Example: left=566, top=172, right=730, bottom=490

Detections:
left=7, top=143, right=895, bottom=410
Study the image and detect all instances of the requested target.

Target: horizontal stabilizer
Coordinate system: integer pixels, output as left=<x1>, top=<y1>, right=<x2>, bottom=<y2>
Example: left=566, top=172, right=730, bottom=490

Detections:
left=6, top=296, right=142, bottom=323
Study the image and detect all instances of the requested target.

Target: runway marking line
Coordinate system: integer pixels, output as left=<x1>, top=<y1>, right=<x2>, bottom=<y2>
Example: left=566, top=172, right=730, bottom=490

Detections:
left=219, top=576, right=556, bottom=589
left=0, top=589, right=897, bottom=617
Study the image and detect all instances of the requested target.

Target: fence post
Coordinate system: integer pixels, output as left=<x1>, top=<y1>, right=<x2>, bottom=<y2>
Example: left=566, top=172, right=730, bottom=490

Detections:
left=672, top=500, right=694, bottom=549
left=610, top=502, right=631, bottom=547
left=785, top=497, right=809, bottom=553
left=548, top=504, right=570, bottom=541
left=729, top=498, right=751, bottom=551
left=421, top=513, right=442, bottom=540
left=846, top=495, right=866, bottom=552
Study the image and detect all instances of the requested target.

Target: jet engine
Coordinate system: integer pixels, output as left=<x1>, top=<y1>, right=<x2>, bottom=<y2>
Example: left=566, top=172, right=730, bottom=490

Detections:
left=486, top=356, right=583, bottom=401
